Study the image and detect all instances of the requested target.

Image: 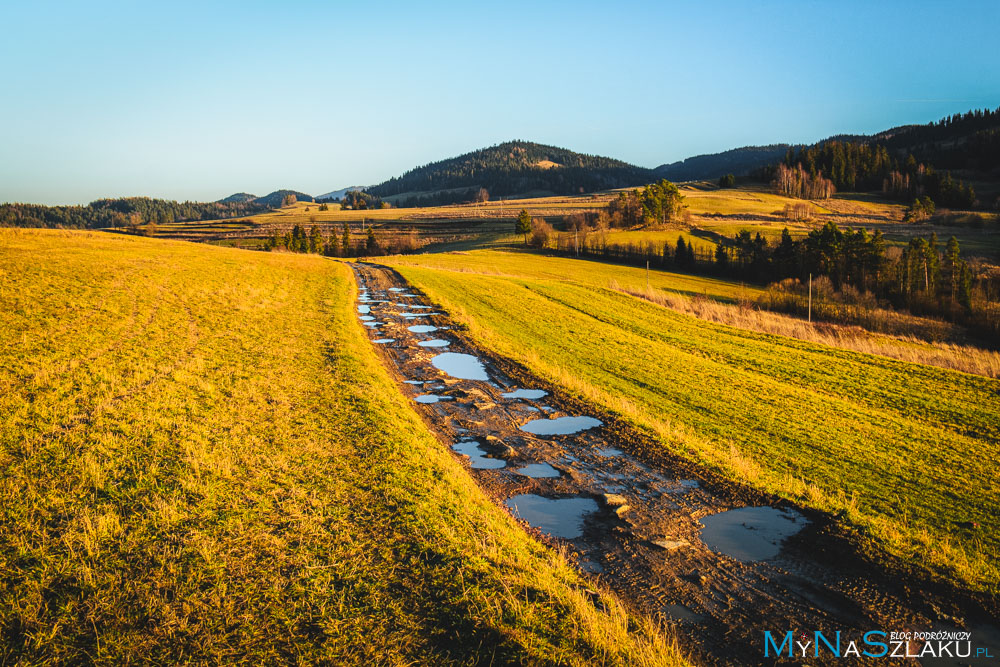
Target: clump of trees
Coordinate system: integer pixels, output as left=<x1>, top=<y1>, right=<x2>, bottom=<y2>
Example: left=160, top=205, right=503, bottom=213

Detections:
left=904, top=196, right=936, bottom=223
left=263, top=223, right=420, bottom=258
left=604, top=180, right=686, bottom=228
left=341, top=191, right=382, bottom=210
left=718, top=173, right=736, bottom=188
left=772, top=163, right=835, bottom=199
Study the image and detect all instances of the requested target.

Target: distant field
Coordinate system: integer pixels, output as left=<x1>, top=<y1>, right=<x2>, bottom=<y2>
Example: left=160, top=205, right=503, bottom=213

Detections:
left=0, top=230, right=681, bottom=665
left=600, top=229, right=717, bottom=253
left=152, top=184, right=998, bottom=260
left=386, top=250, right=1000, bottom=593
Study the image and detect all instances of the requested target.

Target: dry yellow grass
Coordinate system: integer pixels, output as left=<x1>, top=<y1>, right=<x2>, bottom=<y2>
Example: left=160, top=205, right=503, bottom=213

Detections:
left=614, top=281, right=1000, bottom=378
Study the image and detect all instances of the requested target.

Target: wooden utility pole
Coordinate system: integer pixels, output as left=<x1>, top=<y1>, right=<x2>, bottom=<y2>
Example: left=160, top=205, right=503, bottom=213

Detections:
left=808, top=272, right=812, bottom=323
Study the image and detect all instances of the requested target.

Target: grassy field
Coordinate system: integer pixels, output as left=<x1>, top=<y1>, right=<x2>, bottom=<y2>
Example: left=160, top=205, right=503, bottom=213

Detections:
left=388, top=249, right=763, bottom=303
left=151, top=185, right=998, bottom=261
left=0, top=229, right=683, bottom=665
left=599, top=229, right=717, bottom=254
left=385, top=250, right=1000, bottom=594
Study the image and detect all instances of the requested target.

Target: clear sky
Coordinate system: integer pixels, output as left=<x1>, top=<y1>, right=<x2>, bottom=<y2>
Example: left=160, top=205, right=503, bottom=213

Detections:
left=2, top=0, right=998, bottom=205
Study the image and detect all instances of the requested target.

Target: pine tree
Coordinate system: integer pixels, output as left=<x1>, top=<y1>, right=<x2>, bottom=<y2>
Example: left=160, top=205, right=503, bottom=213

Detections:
left=515, top=209, right=532, bottom=245
left=341, top=223, right=350, bottom=256
left=942, top=236, right=961, bottom=299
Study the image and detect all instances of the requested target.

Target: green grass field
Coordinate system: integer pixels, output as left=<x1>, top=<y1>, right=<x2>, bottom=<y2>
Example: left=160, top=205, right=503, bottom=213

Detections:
left=388, top=249, right=762, bottom=303
left=0, top=230, right=683, bottom=665
left=385, top=250, right=1000, bottom=594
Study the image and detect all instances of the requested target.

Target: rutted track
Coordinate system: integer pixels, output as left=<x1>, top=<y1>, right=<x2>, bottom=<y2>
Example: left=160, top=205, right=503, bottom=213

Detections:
left=352, top=262, right=997, bottom=666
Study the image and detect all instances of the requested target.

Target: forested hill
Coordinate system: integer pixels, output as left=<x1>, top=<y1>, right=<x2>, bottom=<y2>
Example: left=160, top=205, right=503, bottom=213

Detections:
left=868, top=107, right=1000, bottom=173
left=365, top=141, right=653, bottom=206
left=653, top=145, right=796, bottom=182
left=771, top=107, right=1000, bottom=209
left=0, top=197, right=268, bottom=230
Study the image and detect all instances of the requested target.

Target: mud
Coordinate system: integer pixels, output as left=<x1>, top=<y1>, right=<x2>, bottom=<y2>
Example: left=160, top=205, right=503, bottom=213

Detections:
left=352, top=262, right=997, bottom=666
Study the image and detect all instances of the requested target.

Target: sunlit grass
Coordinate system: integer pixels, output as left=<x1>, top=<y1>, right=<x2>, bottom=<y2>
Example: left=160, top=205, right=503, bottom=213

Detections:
left=0, top=229, right=685, bottom=665
left=386, top=251, right=1000, bottom=594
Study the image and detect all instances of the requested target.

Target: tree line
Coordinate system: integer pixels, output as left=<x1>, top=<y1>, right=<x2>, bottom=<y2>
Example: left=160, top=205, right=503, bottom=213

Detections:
left=0, top=197, right=268, bottom=229
left=762, top=140, right=978, bottom=208
left=540, top=218, right=997, bottom=340
left=263, top=223, right=418, bottom=257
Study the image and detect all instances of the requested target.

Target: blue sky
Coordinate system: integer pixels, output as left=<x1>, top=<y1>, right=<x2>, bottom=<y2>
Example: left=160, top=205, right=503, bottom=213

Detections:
left=2, top=0, right=998, bottom=204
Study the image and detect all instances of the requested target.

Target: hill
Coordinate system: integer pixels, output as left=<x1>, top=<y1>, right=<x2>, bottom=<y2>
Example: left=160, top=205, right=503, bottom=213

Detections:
left=252, top=189, right=315, bottom=207
left=316, top=185, right=366, bottom=201
left=654, top=145, right=796, bottom=182
left=365, top=140, right=653, bottom=206
left=217, top=192, right=257, bottom=203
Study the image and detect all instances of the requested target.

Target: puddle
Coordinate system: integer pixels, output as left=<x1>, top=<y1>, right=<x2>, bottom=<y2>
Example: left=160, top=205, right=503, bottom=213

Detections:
left=389, top=287, right=406, bottom=292
left=669, top=479, right=700, bottom=493
left=398, top=293, right=420, bottom=297
left=363, top=322, right=380, bottom=328
left=359, top=315, right=375, bottom=321
left=520, top=416, right=602, bottom=436
left=699, top=506, right=807, bottom=562
left=516, top=462, right=561, bottom=478
left=597, top=447, right=623, bottom=457
left=502, top=389, right=548, bottom=400
left=400, top=304, right=434, bottom=309
left=522, top=405, right=540, bottom=412
left=357, top=305, right=371, bottom=314
left=415, top=394, right=453, bottom=404
left=431, top=353, right=489, bottom=381
left=662, top=604, right=703, bottom=623
left=401, top=312, right=440, bottom=317
left=408, top=325, right=439, bottom=333
left=452, top=439, right=506, bottom=469
left=373, top=338, right=395, bottom=344
left=404, top=380, right=424, bottom=385
left=417, top=339, right=451, bottom=348
left=505, top=494, right=599, bottom=539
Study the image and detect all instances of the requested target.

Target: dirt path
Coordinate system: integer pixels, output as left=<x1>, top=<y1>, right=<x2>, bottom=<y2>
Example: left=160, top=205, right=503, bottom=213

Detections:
left=352, top=262, right=997, bottom=666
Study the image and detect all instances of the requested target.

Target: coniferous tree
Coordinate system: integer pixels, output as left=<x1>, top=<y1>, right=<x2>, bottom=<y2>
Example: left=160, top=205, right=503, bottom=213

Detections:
left=515, top=209, right=532, bottom=245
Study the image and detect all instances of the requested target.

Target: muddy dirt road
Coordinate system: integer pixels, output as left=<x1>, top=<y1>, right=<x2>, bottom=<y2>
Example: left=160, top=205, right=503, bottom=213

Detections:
left=352, top=262, right=997, bottom=666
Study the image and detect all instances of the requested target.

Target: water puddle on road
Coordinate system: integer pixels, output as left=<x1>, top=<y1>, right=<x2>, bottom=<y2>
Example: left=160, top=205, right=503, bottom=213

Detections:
left=363, top=322, right=380, bottom=328
left=431, top=353, right=489, bottom=381
left=415, top=394, right=453, bottom=404
left=597, top=447, right=623, bottom=457
left=505, top=495, right=599, bottom=539
left=699, top=506, right=807, bottom=562
left=400, top=312, right=440, bottom=317
left=373, top=338, right=395, bottom=344
left=662, top=604, right=704, bottom=624
left=359, top=315, right=375, bottom=321
left=389, top=287, right=406, bottom=292
left=452, top=439, right=506, bottom=469
left=502, top=388, right=548, bottom=400
left=520, top=416, right=602, bottom=436
left=417, top=339, right=451, bottom=348
left=408, top=325, right=439, bottom=333
left=399, top=304, right=434, bottom=309
left=357, top=305, right=371, bottom=314
left=516, top=462, right=561, bottom=478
